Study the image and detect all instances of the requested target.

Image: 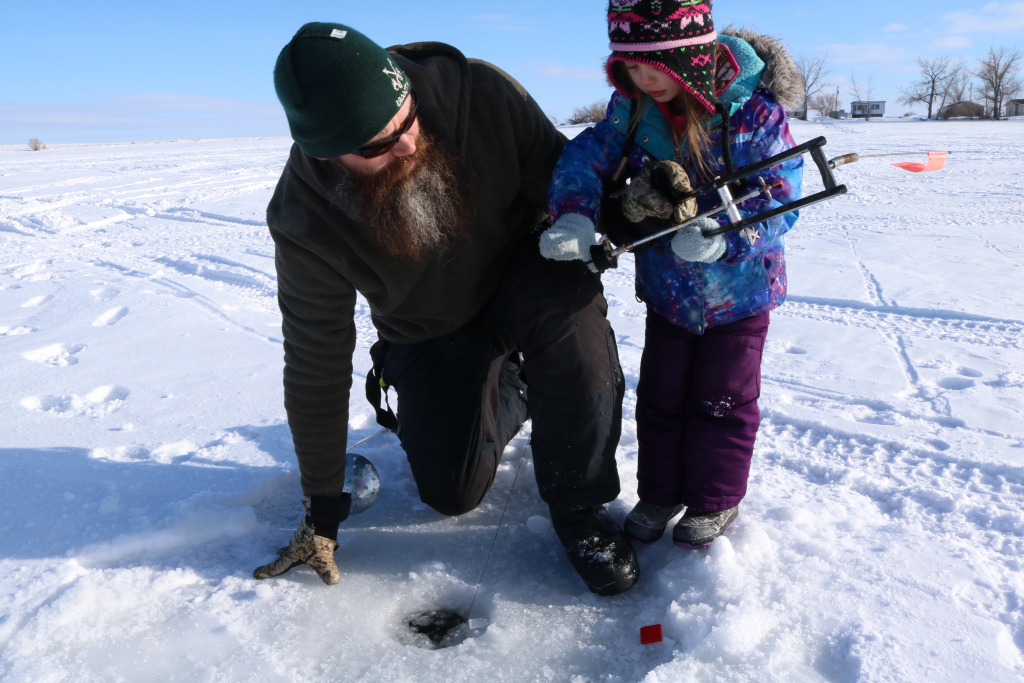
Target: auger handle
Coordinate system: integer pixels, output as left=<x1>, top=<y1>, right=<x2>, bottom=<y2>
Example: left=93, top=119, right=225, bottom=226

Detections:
left=810, top=142, right=840, bottom=191
left=828, top=153, right=860, bottom=169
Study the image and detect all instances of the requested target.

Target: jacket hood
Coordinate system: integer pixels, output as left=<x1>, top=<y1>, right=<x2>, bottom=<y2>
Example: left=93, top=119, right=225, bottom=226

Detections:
left=720, top=26, right=802, bottom=108
left=387, top=42, right=472, bottom=156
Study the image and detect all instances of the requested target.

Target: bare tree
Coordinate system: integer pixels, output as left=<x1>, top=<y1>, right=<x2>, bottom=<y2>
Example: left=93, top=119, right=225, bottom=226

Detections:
left=938, top=59, right=971, bottom=114
left=848, top=73, right=876, bottom=120
left=808, top=87, right=842, bottom=117
left=28, top=138, right=46, bottom=151
left=795, top=52, right=834, bottom=121
left=807, top=93, right=829, bottom=117
left=898, top=56, right=953, bottom=119
left=975, top=46, right=1023, bottom=118
left=563, top=101, right=608, bottom=126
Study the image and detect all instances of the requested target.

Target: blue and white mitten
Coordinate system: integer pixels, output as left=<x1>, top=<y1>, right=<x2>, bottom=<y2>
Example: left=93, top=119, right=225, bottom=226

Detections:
left=670, top=217, right=726, bottom=263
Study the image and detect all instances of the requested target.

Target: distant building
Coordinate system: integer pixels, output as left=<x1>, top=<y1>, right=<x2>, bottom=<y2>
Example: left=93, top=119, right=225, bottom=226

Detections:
left=1007, top=99, right=1024, bottom=117
left=785, top=109, right=806, bottom=120
left=828, top=110, right=846, bottom=120
left=851, top=101, right=885, bottom=118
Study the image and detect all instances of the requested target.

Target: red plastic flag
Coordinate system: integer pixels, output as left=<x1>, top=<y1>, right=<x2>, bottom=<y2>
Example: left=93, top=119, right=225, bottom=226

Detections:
left=640, top=624, right=663, bottom=645
left=892, top=151, right=947, bottom=173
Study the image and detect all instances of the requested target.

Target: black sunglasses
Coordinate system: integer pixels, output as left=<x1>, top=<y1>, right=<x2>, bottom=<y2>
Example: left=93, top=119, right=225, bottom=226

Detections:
left=352, top=90, right=418, bottom=159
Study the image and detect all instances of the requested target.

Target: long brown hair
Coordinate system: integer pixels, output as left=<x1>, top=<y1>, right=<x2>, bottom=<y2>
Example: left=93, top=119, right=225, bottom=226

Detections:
left=611, top=60, right=715, bottom=180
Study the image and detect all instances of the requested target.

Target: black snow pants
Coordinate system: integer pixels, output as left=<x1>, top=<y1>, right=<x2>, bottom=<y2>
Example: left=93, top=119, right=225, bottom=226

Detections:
left=365, top=234, right=624, bottom=516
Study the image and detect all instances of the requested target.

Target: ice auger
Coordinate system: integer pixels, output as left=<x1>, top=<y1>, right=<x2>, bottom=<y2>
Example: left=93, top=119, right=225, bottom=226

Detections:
left=588, top=136, right=947, bottom=272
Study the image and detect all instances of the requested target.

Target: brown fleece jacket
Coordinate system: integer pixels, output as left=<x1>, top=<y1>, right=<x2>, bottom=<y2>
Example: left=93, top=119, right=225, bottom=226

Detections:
left=266, top=42, right=566, bottom=497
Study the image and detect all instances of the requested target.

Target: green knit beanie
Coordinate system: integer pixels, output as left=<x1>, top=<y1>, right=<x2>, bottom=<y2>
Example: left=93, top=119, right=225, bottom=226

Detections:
left=274, top=23, right=412, bottom=158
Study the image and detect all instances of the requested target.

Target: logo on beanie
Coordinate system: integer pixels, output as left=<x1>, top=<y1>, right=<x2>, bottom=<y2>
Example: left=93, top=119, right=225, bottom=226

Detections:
left=330, top=29, right=347, bottom=39
left=383, top=58, right=406, bottom=91
left=383, top=57, right=411, bottom=107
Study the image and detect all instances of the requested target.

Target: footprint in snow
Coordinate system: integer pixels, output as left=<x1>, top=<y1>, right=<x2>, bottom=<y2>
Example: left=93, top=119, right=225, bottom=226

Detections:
left=0, top=325, right=35, bottom=337
left=23, top=343, right=85, bottom=367
left=90, top=284, right=120, bottom=300
left=21, top=294, right=53, bottom=307
left=92, top=307, right=129, bottom=327
left=21, top=385, right=129, bottom=417
left=937, top=377, right=974, bottom=391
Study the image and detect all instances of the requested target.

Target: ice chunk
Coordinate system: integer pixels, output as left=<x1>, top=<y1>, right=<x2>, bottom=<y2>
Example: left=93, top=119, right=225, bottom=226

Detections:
left=526, top=515, right=551, bottom=534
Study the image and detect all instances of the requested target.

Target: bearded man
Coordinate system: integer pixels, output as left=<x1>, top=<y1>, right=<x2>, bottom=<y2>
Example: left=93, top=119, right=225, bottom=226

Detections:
left=253, top=23, right=638, bottom=596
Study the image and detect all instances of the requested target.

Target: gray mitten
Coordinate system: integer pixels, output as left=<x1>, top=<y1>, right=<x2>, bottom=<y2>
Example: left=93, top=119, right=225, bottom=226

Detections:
left=253, top=496, right=342, bottom=585
left=621, top=161, right=698, bottom=225
left=539, top=214, right=599, bottom=273
left=670, top=217, right=726, bottom=263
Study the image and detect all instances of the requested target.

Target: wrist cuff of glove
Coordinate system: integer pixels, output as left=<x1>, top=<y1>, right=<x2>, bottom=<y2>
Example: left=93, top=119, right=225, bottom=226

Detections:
left=306, top=493, right=352, bottom=541
left=551, top=213, right=596, bottom=236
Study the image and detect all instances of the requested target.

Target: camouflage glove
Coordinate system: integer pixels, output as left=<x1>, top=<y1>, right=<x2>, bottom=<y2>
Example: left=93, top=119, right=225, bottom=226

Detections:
left=253, top=493, right=351, bottom=586
left=620, top=160, right=698, bottom=225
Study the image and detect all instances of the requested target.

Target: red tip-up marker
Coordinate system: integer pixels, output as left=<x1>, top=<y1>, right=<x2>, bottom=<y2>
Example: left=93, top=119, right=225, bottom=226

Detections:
left=892, top=151, right=948, bottom=173
left=640, top=624, right=663, bottom=645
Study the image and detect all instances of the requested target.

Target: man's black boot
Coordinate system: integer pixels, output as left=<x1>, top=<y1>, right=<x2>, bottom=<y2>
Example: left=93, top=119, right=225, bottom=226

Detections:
left=550, top=505, right=639, bottom=596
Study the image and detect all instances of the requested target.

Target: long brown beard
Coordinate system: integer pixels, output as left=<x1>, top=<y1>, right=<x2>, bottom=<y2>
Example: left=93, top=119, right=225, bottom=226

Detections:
left=328, top=128, right=472, bottom=260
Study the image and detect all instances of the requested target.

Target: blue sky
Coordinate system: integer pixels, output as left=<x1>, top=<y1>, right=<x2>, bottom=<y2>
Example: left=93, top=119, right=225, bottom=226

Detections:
left=2, top=1, right=1022, bottom=143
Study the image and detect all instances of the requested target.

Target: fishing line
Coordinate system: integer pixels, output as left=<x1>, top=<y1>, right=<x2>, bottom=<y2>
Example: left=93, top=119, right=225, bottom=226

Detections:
left=855, top=151, right=953, bottom=158
left=465, top=432, right=532, bottom=622
left=346, top=427, right=389, bottom=452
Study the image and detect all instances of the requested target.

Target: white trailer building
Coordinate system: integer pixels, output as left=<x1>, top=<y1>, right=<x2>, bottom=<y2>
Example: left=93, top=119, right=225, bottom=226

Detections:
left=851, top=101, right=886, bottom=118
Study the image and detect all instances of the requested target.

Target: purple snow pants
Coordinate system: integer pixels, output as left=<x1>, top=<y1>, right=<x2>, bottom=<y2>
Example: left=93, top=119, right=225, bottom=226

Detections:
left=635, top=309, right=770, bottom=511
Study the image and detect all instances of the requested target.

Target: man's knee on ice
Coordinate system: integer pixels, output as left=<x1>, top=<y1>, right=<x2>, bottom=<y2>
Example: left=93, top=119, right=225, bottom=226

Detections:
left=421, top=493, right=484, bottom=518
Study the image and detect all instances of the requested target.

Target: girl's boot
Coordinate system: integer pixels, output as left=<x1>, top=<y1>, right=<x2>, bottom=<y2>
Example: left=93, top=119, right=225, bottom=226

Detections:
left=672, top=506, right=739, bottom=548
left=624, top=502, right=685, bottom=543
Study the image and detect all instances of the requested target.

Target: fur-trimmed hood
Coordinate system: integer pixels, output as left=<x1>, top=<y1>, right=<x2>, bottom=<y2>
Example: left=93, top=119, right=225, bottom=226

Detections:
left=720, top=26, right=802, bottom=108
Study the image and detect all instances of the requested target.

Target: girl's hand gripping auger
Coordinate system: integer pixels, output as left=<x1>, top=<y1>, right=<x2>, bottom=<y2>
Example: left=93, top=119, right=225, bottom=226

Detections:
left=590, top=136, right=851, bottom=272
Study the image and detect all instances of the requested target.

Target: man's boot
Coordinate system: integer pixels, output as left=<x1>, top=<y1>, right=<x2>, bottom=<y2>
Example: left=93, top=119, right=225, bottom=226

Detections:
left=550, top=505, right=639, bottom=596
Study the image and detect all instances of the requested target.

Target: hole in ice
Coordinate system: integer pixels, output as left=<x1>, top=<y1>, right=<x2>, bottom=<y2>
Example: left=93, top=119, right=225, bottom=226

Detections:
left=937, top=377, right=974, bottom=391
left=785, top=346, right=807, bottom=355
left=406, top=609, right=468, bottom=650
left=926, top=439, right=951, bottom=452
left=956, top=367, right=982, bottom=378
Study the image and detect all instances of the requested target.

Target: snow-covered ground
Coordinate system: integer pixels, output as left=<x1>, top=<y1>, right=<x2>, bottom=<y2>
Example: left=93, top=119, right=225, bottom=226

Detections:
left=1, top=119, right=1022, bottom=682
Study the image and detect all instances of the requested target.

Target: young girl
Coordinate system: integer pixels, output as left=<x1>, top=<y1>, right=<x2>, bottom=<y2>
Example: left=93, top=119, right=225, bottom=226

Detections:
left=541, top=3, right=803, bottom=547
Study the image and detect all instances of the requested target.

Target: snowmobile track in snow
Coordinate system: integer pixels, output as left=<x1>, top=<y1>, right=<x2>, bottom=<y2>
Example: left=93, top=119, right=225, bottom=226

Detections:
left=778, top=297, right=1024, bottom=349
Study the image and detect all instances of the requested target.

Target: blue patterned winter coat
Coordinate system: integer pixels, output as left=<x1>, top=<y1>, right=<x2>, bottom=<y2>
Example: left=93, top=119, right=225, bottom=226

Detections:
left=548, top=34, right=803, bottom=334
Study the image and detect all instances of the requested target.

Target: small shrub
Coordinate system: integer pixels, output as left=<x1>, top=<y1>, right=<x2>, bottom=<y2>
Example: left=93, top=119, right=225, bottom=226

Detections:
left=564, top=101, right=608, bottom=126
left=28, top=138, right=46, bottom=151
left=940, top=101, right=985, bottom=119
left=903, top=111, right=918, bottom=117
